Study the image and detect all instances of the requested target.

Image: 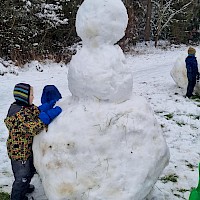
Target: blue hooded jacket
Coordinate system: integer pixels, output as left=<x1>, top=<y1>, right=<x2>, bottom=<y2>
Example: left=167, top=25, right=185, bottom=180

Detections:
left=185, top=55, right=199, bottom=80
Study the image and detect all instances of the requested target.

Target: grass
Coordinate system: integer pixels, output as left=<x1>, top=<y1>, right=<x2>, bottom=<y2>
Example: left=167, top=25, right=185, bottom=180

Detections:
left=193, top=115, right=200, bottom=120
left=173, top=193, right=181, bottom=198
left=160, top=173, right=179, bottom=183
left=185, top=161, right=196, bottom=171
left=177, top=188, right=190, bottom=193
left=0, top=191, right=10, bottom=200
left=161, top=124, right=165, bottom=128
left=188, top=114, right=200, bottom=120
left=164, top=113, right=173, bottom=120
left=193, top=98, right=200, bottom=102
left=176, top=121, right=185, bottom=127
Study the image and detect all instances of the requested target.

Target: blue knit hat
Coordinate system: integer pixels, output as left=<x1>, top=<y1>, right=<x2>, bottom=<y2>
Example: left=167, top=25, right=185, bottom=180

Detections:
left=13, top=83, right=31, bottom=105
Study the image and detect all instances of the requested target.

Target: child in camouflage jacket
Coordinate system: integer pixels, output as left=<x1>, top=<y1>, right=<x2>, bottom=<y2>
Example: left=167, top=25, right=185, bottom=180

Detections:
left=4, top=83, right=62, bottom=200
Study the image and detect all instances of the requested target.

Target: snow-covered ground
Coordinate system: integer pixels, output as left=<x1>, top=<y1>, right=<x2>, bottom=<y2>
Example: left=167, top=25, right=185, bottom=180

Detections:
left=0, top=45, right=200, bottom=200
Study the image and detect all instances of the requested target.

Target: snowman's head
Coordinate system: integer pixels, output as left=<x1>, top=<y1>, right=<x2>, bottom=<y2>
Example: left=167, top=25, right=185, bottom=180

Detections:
left=76, top=0, right=128, bottom=47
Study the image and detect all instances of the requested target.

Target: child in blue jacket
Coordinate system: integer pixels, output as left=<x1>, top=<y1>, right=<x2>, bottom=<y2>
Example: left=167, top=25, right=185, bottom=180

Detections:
left=185, top=47, right=199, bottom=98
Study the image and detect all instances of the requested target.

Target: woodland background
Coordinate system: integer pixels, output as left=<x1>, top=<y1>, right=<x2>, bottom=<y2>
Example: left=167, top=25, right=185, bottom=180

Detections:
left=0, top=0, right=199, bottom=65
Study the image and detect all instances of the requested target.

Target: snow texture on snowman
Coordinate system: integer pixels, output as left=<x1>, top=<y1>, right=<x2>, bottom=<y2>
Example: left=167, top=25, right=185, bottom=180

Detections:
left=33, top=0, right=170, bottom=199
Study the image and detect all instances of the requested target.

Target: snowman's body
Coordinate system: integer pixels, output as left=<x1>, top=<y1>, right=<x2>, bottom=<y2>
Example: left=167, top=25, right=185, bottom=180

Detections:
left=68, top=0, right=132, bottom=103
left=33, top=1, right=170, bottom=199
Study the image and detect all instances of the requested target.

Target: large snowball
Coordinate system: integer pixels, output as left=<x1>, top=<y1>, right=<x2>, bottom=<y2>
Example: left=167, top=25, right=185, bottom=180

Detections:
left=76, top=0, right=128, bottom=46
left=33, top=96, right=170, bottom=200
left=68, top=45, right=133, bottom=103
left=170, top=49, right=200, bottom=93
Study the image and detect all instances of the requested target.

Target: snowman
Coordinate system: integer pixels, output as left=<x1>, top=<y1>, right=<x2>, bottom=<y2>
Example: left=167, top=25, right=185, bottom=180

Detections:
left=68, top=0, right=133, bottom=102
left=33, top=0, right=170, bottom=199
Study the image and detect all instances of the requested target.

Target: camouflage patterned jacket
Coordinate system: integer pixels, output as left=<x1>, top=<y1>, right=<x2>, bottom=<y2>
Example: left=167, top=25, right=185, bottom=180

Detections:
left=4, top=103, right=45, bottom=161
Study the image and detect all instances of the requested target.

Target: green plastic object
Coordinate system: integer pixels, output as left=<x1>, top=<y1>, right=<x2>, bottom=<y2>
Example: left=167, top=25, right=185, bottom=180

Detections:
left=189, top=163, right=200, bottom=200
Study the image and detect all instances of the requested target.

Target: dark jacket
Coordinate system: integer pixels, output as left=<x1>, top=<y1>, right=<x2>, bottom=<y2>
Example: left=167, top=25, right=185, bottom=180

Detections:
left=185, top=55, right=199, bottom=81
left=4, top=103, right=45, bottom=161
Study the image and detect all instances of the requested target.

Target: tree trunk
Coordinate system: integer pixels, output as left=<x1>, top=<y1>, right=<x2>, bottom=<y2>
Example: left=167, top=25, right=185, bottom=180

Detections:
left=144, top=0, right=152, bottom=41
left=154, top=0, right=163, bottom=47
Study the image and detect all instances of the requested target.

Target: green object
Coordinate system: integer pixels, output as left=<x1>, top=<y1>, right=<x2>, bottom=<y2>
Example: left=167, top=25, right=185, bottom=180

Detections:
left=189, top=163, right=200, bottom=200
left=0, top=191, right=10, bottom=200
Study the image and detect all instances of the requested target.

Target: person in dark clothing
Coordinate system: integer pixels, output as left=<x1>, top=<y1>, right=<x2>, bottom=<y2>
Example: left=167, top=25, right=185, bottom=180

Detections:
left=185, top=47, right=199, bottom=98
left=4, top=83, right=62, bottom=200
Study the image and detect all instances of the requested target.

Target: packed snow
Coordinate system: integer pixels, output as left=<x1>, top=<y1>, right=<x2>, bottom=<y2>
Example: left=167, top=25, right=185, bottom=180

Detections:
left=69, top=0, right=132, bottom=103
left=68, top=45, right=133, bottom=103
left=0, top=0, right=199, bottom=198
left=32, top=1, right=169, bottom=199
left=1, top=44, right=200, bottom=200
left=75, top=0, right=128, bottom=47
left=33, top=95, right=169, bottom=200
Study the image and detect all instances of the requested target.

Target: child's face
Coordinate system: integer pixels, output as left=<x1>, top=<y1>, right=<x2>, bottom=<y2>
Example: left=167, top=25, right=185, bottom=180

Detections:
left=29, top=87, right=34, bottom=105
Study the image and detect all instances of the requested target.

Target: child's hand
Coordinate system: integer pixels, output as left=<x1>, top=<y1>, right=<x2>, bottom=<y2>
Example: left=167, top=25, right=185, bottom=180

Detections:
left=38, top=103, right=50, bottom=112
left=39, top=106, right=62, bottom=125
left=49, top=100, right=57, bottom=108
left=38, top=100, right=57, bottom=112
left=46, top=106, right=62, bottom=120
left=39, top=112, right=51, bottom=125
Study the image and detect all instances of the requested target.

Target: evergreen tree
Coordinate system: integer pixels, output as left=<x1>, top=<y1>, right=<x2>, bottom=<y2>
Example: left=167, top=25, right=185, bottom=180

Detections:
left=0, top=0, right=82, bottom=64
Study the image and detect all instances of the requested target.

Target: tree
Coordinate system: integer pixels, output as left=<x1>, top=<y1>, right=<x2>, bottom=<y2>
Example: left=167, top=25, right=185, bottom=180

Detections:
left=152, top=0, right=193, bottom=47
left=144, top=0, right=152, bottom=41
left=185, top=0, right=200, bottom=44
left=120, top=0, right=146, bottom=51
left=0, top=0, right=83, bottom=64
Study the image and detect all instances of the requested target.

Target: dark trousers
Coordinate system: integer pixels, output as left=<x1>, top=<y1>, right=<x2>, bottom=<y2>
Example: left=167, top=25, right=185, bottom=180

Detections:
left=186, top=78, right=196, bottom=98
left=10, top=156, right=36, bottom=200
